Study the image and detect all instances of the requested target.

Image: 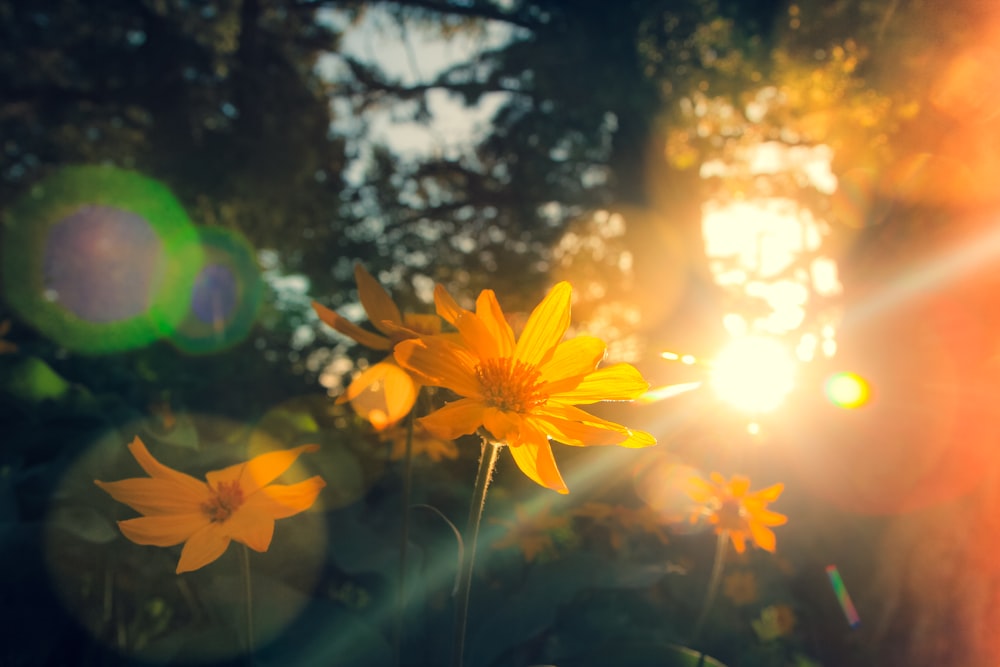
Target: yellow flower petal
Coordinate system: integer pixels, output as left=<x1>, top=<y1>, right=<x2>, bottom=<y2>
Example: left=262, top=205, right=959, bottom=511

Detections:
left=535, top=402, right=632, bottom=438
left=176, top=523, right=232, bottom=574
left=728, top=475, right=751, bottom=498
left=433, top=283, right=464, bottom=325
left=475, top=290, right=515, bottom=357
left=507, top=439, right=569, bottom=494
left=513, top=282, right=572, bottom=367
left=531, top=410, right=630, bottom=447
left=482, top=407, right=523, bottom=444
left=354, top=263, right=403, bottom=335
left=748, top=506, right=788, bottom=526
left=729, top=529, right=747, bottom=554
left=615, top=428, right=657, bottom=448
left=549, top=363, right=650, bottom=404
left=751, top=482, right=785, bottom=503
left=243, top=476, right=326, bottom=520
left=95, top=478, right=208, bottom=516
left=125, top=437, right=208, bottom=496
left=118, top=514, right=209, bottom=547
left=401, top=313, right=442, bottom=336
left=749, top=521, right=777, bottom=552
left=394, top=337, right=482, bottom=397
left=453, top=308, right=506, bottom=359
left=312, top=301, right=391, bottom=351
left=344, top=359, right=418, bottom=430
left=226, top=512, right=276, bottom=553
left=537, top=336, right=606, bottom=389
left=419, top=398, right=488, bottom=440
left=686, top=476, right=717, bottom=503
left=206, top=444, right=320, bottom=497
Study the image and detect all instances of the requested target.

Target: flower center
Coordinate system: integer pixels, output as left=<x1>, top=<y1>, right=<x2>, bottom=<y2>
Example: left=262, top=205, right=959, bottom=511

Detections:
left=475, top=357, right=547, bottom=412
left=715, top=498, right=746, bottom=531
left=201, top=480, right=244, bottom=522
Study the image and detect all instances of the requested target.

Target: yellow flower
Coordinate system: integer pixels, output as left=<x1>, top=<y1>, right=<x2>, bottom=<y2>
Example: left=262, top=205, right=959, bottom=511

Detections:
left=95, top=436, right=325, bottom=574
left=723, top=570, right=759, bottom=606
left=313, top=264, right=441, bottom=430
left=687, top=472, right=787, bottom=553
left=394, top=281, right=655, bottom=493
left=491, top=503, right=569, bottom=562
left=752, top=604, right=797, bottom=641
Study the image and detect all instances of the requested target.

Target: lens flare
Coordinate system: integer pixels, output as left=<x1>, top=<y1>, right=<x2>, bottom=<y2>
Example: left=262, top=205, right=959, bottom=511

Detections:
left=825, top=372, right=870, bottom=409
left=167, top=226, right=263, bottom=354
left=711, top=336, right=795, bottom=413
left=1, top=166, right=202, bottom=353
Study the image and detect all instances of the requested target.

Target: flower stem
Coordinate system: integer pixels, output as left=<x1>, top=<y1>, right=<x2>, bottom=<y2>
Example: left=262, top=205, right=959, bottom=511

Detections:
left=393, top=408, right=417, bottom=667
left=451, top=439, right=501, bottom=667
left=240, top=543, right=255, bottom=663
left=690, top=530, right=729, bottom=647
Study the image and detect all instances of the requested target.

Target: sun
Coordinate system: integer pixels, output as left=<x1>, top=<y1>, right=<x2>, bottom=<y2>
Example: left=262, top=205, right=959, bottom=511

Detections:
left=710, top=336, right=796, bottom=414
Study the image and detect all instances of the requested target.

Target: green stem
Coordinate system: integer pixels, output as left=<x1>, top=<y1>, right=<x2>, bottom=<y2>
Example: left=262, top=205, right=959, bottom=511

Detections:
left=240, top=543, right=255, bottom=663
left=393, top=409, right=417, bottom=667
left=690, top=530, right=729, bottom=647
left=451, top=439, right=501, bottom=667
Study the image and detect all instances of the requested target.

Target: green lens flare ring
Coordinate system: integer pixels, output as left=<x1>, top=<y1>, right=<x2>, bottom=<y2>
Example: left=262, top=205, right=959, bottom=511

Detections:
left=2, top=165, right=203, bottom=354
left=167, top=225, right=263, bottom=355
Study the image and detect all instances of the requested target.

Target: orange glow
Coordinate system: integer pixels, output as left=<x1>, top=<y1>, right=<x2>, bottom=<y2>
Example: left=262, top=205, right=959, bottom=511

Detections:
left=825, top=372, right=870, bottom=409
left=711, top=336, right=796, bottom=413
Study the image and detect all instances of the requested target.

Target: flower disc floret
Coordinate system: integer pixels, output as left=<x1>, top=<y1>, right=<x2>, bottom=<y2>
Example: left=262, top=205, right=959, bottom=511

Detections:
left=476, top=357, right=546, bottom=412
left=202, top=480, right=244, bottom=522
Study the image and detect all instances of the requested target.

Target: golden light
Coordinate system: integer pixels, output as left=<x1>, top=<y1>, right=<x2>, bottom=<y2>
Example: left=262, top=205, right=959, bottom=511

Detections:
left=710, top=336, right=796, bottom=413
left=825, top=372, right=871, bottom=409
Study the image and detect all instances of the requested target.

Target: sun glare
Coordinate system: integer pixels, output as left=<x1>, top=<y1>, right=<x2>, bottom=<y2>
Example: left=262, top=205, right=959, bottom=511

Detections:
left=711, top=336, right=796, bottom=413
left=825, top=372, right=870, bottom=409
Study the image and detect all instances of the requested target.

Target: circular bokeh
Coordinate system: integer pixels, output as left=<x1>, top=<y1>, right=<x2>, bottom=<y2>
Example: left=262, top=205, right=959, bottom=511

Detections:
left=776, top=295, right=1000, bottom=515
left=167, top=226, right=263, bottom=354
left=45, top=417, right=329, bottom=664
left=1, top=165, right=202, bottom=353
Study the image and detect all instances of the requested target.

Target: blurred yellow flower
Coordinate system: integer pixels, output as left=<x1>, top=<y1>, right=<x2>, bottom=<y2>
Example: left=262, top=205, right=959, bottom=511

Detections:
left=313, top=264, right=441, bottom=430
left=96, top=436, right=325, bottom=574
left=394, top=281, right=655, bottom=493
left=752, top=604, right=797, bottom=641
left=723, top=570, right=758, bottom=606
left=687, top=472, right=787, bottom=553
left=491, top=503, right=569, bottom=562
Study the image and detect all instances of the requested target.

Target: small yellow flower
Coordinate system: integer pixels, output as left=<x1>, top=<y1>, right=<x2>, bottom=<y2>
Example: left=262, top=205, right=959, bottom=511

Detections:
left=687, top=472, right=787, bottom=553
left=752, top=604, right=797, bottom=641
left=96, top=436, right=325, bottom=574
left=491, top=503, right=569, bottom=562
left=394, top=281, right=655, bottom=493
left=313, top=264, right=441, bottom=430
left=723, top=570, right=758, bottom=606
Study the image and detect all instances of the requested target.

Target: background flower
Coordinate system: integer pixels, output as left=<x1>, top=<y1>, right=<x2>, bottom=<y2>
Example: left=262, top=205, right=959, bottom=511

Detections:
left=687, top=472, right=788, bottom=553
left=96, top=436, right=325, bottom=573
left=313, top=263, right=441, bottom=430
